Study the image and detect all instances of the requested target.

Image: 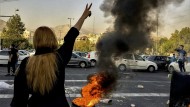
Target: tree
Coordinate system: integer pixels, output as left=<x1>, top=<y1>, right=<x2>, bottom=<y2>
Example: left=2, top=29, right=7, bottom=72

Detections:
left=159, top=27, right=190, bottom=55
left=158, top=37, right=168, bottom=55
left=1, top=14, right=26, bottom=49
left=74, top=40, right=92, bottom=52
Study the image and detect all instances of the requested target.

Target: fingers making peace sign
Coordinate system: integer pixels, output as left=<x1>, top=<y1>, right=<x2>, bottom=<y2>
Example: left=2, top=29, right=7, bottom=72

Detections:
left=81, top=3, right=92, bottom=19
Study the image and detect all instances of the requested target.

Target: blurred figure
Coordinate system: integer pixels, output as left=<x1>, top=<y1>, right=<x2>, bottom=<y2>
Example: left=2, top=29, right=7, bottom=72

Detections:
left=175, top=45, right=187, bottom=72
left=169, top=71, right=190, bottom=107
left=10, top=44, right=18, bottom=76
left=10, top=3, right=92, bottom=107
left=5, top=51, right=12, bottom=76
left=171, top=54, right=177, bottom=63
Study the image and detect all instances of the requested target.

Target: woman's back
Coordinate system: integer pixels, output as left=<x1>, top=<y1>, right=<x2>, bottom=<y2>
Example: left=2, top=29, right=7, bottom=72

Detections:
left=11, top=3, right=92, bottom=107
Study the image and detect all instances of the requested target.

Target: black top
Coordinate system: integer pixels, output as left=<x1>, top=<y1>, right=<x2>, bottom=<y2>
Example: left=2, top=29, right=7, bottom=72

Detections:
left=10, top=48, right=18, bottom=62
left=10, top=27, right=79, bottom=107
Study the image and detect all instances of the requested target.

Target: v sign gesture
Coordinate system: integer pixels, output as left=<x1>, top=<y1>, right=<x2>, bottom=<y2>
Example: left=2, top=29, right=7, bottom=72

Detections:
left=74, top=3, right=92, bottom=31
left=82, top=3, right=92, bottom=19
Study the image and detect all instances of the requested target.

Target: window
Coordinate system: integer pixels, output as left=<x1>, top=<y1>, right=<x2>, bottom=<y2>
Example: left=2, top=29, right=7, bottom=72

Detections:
left=160, top=56, right=166, bottom=61
left=134, top=55, right=144, bottom=61
left=123, top=54, right=133, bottom=60
left=0, top=51, right=8, bottom=56
left=72, top=53, right=78, bottom=58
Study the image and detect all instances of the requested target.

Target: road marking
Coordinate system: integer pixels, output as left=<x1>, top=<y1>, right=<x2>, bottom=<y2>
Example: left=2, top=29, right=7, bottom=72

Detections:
left=0, top=93, right=169, bottom=98
left=0, top=80, right=170, bottom=83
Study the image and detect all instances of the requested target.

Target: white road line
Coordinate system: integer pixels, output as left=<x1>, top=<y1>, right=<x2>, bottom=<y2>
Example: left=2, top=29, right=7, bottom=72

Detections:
left=0, top=80, right=170, bottom=83
left=0, top=93, right=169, bottom=98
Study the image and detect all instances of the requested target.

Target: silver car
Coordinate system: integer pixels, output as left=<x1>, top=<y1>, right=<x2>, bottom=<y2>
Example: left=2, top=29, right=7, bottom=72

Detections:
left=67, top=52, right=91, bottom=68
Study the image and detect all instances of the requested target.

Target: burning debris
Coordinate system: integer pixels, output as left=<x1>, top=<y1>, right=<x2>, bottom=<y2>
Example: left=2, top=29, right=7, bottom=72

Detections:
left=72, top=71, right=117, bottom=107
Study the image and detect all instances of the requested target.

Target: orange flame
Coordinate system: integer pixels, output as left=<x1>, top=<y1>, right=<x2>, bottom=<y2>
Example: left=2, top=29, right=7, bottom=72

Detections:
left=72, top=74, right=105, bottom=107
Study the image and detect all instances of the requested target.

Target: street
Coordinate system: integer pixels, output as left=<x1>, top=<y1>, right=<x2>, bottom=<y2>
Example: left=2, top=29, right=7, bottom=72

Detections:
left=0, top=66, right=171, bottom=107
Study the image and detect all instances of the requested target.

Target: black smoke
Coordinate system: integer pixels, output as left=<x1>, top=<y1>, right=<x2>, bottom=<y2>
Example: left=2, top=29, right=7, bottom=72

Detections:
left=94, top=0, right=184, bottom=94
left=97, top=0, right=184, bottom=67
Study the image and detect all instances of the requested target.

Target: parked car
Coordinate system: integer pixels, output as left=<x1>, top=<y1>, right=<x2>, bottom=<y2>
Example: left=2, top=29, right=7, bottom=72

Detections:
left=0, top=50, right=29, bottom=65
left=168, top=57, right=190, bottom=73
left=147, top=55, right=170, bottom=71
left=114, top=53, right=158, bottom=72
left=19, top=50, right=30, bottom=56
left=140, top=55, right=150, bottom=60
left=67, top=52, right=91, bottom=68
left=27, top=49, right=35, bottom=56
left=85, top=51, right=98, bottom=66
left=73, top=51, right=87, bottom=57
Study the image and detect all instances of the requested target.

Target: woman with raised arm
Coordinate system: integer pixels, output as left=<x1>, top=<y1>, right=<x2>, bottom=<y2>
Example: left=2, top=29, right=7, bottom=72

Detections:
left=10, top=3, right=92, bottom=107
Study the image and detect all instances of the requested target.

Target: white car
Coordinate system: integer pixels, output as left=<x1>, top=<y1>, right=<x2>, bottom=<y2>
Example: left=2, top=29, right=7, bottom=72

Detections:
left=168, top=57, right=190, bottom=73
left=19, top=50, right=30, bottom=56
left=114, top=53, right=158, bottom=72
left=0, top=50, right=29, bottom=65
left=27, top=49, right=35, bottom=56
left=85, top=51, right=98, bottom=66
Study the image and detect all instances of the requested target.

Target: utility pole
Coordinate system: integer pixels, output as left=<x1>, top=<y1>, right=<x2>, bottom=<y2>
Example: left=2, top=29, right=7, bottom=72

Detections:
left=15, top=8, right=19, bottom=14
left=68, top=18, right=74, bottom=28
left=93, top=17, right=95, bottom=34
left=59, top=30, right=62, bottom=44
left=156, top=9, right=159, bottom=55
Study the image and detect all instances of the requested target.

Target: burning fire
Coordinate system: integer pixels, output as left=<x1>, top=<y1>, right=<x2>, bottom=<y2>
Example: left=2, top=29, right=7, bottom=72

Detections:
left=72, top=74, right=105, bottom=107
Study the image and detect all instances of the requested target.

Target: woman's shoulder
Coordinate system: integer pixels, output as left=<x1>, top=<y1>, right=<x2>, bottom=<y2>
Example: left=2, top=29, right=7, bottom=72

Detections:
left=20, top=57, right=29, bottom=66
left=23, top=57, right=29, bottom=62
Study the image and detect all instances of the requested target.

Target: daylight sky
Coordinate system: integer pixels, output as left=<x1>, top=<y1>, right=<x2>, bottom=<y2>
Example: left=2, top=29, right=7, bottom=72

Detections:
left=0, top=0, right=190, bottom=37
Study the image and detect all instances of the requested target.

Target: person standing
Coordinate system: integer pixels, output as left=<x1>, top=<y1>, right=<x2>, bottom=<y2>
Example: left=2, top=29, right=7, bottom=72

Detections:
left=171, top=54, right=177, bottom=63
left=5, top=51, right=12, bottom=76
left=10, top=3, right=92, bottom=107
left=10, top=44, right=18, bottom=76
left=175, top=45, right=187, bottom=72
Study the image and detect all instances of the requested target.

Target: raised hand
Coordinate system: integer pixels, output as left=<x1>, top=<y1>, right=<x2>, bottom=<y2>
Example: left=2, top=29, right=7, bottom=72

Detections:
left=81, top=3, right=92, bottom=19
left=74, top=3, right=92, bottom=30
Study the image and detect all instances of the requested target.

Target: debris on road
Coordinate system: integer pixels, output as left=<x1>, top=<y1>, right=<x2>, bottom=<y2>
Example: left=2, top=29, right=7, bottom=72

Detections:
left=100, top=99, right=112, bottom=104
left=166, top=100, right=170, bottom=105
left=131, top=104, right=136, bottom=107
left=117, top=100, right=123, bottom=102
left=65, top=86, right=81, bottom=94
left=137, top=84, right=144, bottom=89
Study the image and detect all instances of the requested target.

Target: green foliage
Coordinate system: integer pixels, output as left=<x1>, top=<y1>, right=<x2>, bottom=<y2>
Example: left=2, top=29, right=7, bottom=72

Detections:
left=158, top=27, right=190, bottom=55
left=74, top=39, right=95, bottom=52
left=1, top=14, right=26, bottom=49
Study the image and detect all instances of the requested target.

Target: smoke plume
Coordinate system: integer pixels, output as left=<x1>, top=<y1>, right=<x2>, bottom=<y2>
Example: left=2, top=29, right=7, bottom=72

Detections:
left=94, top=0, right=184, bottom=93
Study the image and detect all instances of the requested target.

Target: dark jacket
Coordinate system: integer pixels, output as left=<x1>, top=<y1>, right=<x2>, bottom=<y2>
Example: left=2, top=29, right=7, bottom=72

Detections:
left=10, top=27, right=79, bottom=107
left=10, top=48, right=18, bottom=62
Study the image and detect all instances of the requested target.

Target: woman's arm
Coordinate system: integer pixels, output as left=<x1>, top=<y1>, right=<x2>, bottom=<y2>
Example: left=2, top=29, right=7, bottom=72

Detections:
left=74, top=3, right=92, bottom=31
left=58, top=3, right=92, bottom=65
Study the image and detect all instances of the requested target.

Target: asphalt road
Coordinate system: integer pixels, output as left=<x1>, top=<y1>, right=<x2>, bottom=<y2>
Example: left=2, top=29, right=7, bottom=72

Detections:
left=0, top=66, right=171, bottom=107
